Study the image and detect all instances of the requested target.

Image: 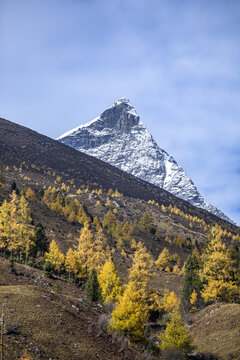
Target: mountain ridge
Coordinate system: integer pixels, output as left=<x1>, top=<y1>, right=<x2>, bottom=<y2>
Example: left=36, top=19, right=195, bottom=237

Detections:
left=0, top=116, right=236, bottom=230
left=57, top=98, right=233, bottom=223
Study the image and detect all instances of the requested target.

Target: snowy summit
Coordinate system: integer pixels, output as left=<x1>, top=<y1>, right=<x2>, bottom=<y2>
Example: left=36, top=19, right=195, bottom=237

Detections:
left=57, top=98, right=233, bottom=223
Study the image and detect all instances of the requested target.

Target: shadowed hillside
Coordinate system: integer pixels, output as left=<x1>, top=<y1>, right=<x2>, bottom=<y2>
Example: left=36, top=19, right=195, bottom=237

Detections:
left=0, top=117, right=238, bottom=233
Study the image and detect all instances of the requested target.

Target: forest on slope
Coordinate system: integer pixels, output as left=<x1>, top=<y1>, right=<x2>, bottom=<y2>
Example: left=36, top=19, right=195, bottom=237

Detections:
left=0, top=118, right=240, bottom=360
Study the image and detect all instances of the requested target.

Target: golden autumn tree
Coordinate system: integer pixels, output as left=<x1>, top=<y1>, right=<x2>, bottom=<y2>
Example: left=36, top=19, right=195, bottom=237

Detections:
left=90, top=228, right=110, bottom=271
left=93, top=216, right=102, bottom=230
left=65, top=247, right=83, bottom=280
left=162, top=289, right=180, bottom=314
left=25, top=187, right=36, bottom=201
left=77, top=223, right=110, bottom=275
left=156, top=247, right=172, bottom=272
left=0, top=199, right=11, bottom=252
left=102, top=210, right=117, bottom=235
left=109, top=280, right=148, bottom=339
left=45, top=240, right=65, bottom=275
left=200, top=226, right=240, bottom=303
left=6, top=191, right=20, bottom=255
left=140, top=212, right=152, bottom=231
left=128, top=241, right=156, bottom=288
left=0, top=192, right=34, bottom=261
left=17, top=195, right=35, bottom=262
left=19, top=351, right=33, bottom=360
left=98, top=258, right=123, bottom=303
left=159, top=312, right=192, bottom=353
left=77, top=221, right=94, bottom=269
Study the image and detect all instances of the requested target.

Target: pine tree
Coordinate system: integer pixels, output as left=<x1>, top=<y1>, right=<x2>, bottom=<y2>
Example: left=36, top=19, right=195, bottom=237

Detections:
left=98, top=259, right=123, bottom=302
left=10, top=181, right=20, bottom=195
left=182, top=254, right=202, bottom=307
left=159, top=312, right=192, bottom=352
left=109, top=281, right=148, bottom=339
left=85, top=268, right=102, bottom=302
left=33, top=222, right=48, bottom=257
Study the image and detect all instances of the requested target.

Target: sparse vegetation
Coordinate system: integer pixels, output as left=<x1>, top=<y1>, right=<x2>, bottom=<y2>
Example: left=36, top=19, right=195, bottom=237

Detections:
left=0, top=118, right=239, bottom=359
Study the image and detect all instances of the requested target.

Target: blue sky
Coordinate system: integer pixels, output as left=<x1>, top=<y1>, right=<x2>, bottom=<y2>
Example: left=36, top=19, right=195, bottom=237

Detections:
left=0, top=0, right=240, bottom=224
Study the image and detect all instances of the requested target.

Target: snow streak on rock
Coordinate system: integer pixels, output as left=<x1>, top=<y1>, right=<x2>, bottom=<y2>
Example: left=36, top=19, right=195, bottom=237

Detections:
left=58, top=97, right=233, bottom=223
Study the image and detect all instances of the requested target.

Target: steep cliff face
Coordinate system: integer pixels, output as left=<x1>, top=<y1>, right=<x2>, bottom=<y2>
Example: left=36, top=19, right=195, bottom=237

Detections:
left=58, top=98, right=233, bottom=223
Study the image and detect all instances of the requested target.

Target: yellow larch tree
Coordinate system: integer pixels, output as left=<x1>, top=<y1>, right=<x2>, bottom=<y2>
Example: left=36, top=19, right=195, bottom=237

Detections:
left=25, top=187, right=36, bottom=201
left=45, top=240, right=65, bottom=275
left=162, top=289, right=180, bottom=314
left=200, top=226, right=240, bottom=303
left=65, top=247, right=83, bottom=280
left=17, top=195, right=35, bottom=262
left=156, top=247, right=172, bottom=272
left=128, top=241, right=156, bottom=288
left=159, top=312, right=192, bottom=353
left=0, top=192, right=34, bottom=261
left=0, top=200, right=11, bottom=252
left=98, top=258, right=123, bottom=303
left=90, top=228, right=110, bottom=271
left=109, top=280, right=148, bottom=339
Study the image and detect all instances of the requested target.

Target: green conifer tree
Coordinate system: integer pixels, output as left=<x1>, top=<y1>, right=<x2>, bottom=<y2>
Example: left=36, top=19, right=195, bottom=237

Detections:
left=85, top=268, right=102, bottom=302
left=182, top=254, right=202, bottom=308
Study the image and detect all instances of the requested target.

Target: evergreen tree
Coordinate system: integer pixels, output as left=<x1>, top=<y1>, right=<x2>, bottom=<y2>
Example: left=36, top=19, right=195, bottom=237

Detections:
left=182, top=254, right=202, bottom=308
left=33, top=223, right=48, bottom=257
left=85, top=268, right=102, bottom=302
left=10, top=181, right=19, bottom=195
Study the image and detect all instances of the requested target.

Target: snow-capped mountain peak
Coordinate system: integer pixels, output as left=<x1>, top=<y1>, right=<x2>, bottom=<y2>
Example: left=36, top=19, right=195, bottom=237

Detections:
left=57, top=98, right=233, bottom=223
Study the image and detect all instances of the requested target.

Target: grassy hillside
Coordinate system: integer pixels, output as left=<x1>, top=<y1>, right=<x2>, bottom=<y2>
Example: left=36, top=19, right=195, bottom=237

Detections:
left=0, top=117, right=239, bottom=359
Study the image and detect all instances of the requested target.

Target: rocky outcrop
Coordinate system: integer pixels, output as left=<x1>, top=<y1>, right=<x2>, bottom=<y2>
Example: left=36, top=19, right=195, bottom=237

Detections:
left=58, top=97, right=233, bottom=223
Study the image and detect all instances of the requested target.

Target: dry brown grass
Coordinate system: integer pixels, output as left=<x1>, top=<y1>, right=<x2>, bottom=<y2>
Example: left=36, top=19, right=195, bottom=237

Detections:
left=190, top=302, right=240, bottom=360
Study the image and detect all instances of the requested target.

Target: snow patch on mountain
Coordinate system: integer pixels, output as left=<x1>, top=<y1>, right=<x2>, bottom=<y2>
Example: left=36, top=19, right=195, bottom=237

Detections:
left=57, top=98, right=233, bottom=223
